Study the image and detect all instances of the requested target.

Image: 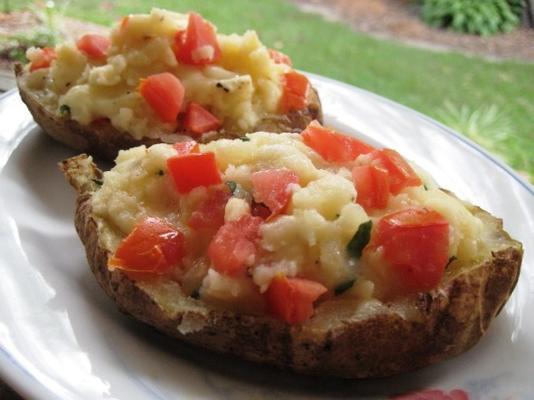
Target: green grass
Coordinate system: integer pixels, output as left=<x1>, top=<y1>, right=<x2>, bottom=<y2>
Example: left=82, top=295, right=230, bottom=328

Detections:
left=15, top=0, right=534, bottom=180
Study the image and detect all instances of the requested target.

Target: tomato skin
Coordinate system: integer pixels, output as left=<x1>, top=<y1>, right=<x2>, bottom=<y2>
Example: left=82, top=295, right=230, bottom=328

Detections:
left=265, top=276, right=328, bottom=324
left=108, top=217, right=185, bottom=274
left=268, top=49, right=292, bottom=66
left=370, top=208, right=449, bottom=293
left=188, top=185, right=231, bottom=231
left=174, top=12, right=221, bottom=65
left=280, top=71, right=309, bottom=113
left=167, top=152, right=222, bottom=194
left=76, top=34, right=111, bottom=59
left=302, top=121, right=375, bottom=163
left=208, top=215, right=263, bottom=276
left=139, top=72, right=185, bottom=123
left=370, top=149, right=421, bottom=194
left=29, top=47, right=57, bottom=72
left=173, top=141, right=199, bottom=155
left=251, top=168, right=299, bottom=215
left=183, top=102, right=222, bottom=135
left=352, top=165, right=390, bottom=210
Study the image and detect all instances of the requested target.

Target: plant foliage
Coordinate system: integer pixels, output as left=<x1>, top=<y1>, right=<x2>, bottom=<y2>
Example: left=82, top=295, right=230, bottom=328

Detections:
left=422, top=0, right=524, bottom=35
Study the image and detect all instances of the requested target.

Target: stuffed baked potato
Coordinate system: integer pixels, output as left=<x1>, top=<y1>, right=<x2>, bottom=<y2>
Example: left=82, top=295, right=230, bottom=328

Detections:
left=16, top=8, right=321, bottom=161
left=61, top=123, right=522, bottom=378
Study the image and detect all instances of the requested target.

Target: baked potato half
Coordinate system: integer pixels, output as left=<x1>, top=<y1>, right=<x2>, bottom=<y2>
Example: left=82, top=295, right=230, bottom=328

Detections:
left=60, top=129, right=522, bottom=379
left=15, top=9, right=322, bottom=161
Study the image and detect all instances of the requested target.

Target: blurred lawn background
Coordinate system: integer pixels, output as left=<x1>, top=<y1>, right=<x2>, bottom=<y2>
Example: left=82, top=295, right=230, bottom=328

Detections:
left=16, top=0, right=534, bottom=181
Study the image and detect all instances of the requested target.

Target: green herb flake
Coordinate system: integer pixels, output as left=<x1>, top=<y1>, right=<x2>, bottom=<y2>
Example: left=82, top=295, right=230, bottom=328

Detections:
left=59, top=104, right=71, bottom=117
left=347, top=220, right=373, bottom=259
left=424, top=184, right=428, bottom=191
left=335, top=279, right=356, bottom=296
left=226, top=181, right=237, bottom=194
left=91, top=178, right=103, bottom=186
left=239, top=136, right=250, bottom=142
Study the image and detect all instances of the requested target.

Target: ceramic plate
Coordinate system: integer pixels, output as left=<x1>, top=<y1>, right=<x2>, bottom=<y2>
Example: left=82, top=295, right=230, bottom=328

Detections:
left=0, top=74, right=532, bottom=400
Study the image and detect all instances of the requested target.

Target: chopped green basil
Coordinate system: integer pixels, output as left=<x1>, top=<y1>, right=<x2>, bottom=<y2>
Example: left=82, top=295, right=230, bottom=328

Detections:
left=59, top=104, right=71, bottom=117
left=334, top=279, right=356, bottom=296
left=423, top=184, right=428, bottom=191
left=347, top=220, right=373, bottom=259
left=239, top=136, right=250, bottom=142
left=91, top=178, right=103, bottom=186
left=226, top=181, right=237, bottom=194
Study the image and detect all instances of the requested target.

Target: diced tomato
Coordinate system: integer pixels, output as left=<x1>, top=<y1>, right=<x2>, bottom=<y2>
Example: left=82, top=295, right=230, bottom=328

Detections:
left=302, top=120, right=375, bottom=163
left=370, top=208, right=449, bottom=293
left=280, top=71, right=309, bottom=113
left=390, top=389, right=469, bottom=400
left=174, top=12, right=221, bottom=66
left=352, top=165, right=390, bottom=210
left=188, top=185, right=231, bottom=231
left=139, top=72, right=184, bottom=123
left=268, top=49, right=292, bottom=66
left=29, top=47, right=57, bottom=72
left=184, top=102, right=222, bottom=136
left=167, top=151, right=221, bottom=194
left=173, top=141, right=200, bottom=155
left=369, top=149, right=422, bottom=195
left=76, top=34, right=111, bottom=59
left=208, top=215, right=263, bottom=275
left=108, top=217, right=185, bottom=274
left=265, top=276, right=328, bottom=324
left=251, top=168, right=299, bottom=216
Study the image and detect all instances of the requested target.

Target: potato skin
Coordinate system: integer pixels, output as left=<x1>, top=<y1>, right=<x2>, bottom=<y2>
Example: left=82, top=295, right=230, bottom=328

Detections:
left=61, top=155, right=522, bottom=379
left=16, top=64, right=322, bottom=161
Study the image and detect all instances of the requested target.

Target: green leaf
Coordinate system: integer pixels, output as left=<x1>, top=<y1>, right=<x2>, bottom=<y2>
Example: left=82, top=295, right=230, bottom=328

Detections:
left=334, top=279, right=356, bottom=296
left=226, top=180, right=237, bottom=194
left=347, top=220, right=372, bottom=259
left=59, top=104, right=71, bottom=117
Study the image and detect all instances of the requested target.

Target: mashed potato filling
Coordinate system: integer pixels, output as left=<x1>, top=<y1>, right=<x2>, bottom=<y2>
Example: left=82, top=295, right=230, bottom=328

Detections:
left=92, top=132, right=488, bottom=309
left=21, top=8, right=289, bottom=139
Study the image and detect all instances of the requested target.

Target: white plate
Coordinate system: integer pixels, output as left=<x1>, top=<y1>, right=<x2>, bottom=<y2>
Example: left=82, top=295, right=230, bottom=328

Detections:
left=0, top=74, right=532, bottom=400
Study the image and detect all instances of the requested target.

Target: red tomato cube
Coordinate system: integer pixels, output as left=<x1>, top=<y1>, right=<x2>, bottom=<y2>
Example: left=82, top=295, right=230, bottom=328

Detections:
left=30, top=47, right=57, bottom=72
left=174, top=13, right=221, bottom=66
left=352, top=165, right=390, bottom=210
left=183, top=102, right=222, bottom=135
left=188, top=185, right=232, bottom=231
left=208, top=215, right=263, bottom=276
left=167, top=152, right=222, bottom=194
left=265, top=276, right=327, bottom=324
left=139, top=72, right=185, bottom=123
left=301, top=121, right=375, bottom=163
left=108, top=217, right=185, bottom=274
left=371, top=208, right=449, bottom=293
left=280, top=71, right=309, bottom=113
left=76, top=34, right=111, bottom=59
left=370, top=149, right=421, bottom=195
left=251, top=168, right=299, bottom=215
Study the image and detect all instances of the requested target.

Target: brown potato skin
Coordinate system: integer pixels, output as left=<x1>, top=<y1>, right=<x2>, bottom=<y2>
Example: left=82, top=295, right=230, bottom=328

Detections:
left=61, top=155, right=523, bottom=379
left=16, top=64, right=322, bottom=161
